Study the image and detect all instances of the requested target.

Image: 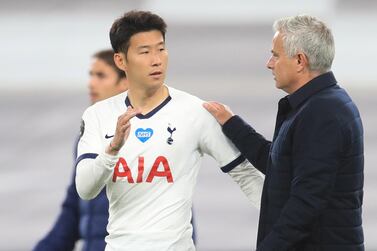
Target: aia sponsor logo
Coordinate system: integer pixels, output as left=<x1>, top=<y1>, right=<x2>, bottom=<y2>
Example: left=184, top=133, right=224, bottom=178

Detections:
left=112, top=156, right=173, bottom=183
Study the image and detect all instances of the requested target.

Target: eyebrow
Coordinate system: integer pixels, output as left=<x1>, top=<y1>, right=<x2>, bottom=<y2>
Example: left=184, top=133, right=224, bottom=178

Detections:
left=137, top=41, right=165, bottom=50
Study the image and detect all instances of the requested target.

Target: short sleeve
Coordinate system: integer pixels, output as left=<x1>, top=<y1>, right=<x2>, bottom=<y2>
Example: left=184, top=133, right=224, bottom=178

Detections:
left=198, top=104, right=245, bottom=172
left=76, top=106, right=103, bottom=164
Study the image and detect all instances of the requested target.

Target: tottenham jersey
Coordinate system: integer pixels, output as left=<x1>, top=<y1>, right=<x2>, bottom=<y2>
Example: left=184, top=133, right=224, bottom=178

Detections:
left=76, top=86, right=248, bottom=251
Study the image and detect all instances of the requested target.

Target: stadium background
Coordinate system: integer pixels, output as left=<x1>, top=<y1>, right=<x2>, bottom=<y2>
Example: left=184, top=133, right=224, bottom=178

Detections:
left=1, top=0, right=376, bottom=250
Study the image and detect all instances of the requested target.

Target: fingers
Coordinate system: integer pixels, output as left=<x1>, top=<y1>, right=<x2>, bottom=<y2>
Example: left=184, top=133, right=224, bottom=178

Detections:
left=114, top=107, right=137, bottom=138
left=203, top=101, right=234, bottom=125
left=118, top=106, right=140, bottom=121
left=203, top=101, right=220, bottom=115
left=119, top=121, right=131, bottom=133
left=202, top=102, right=215, bottom=114
left=107, top=107, right=139, bottom=155
left=203, top=101, right=226, bottom=116
left=117, top=107, right=140, bottom=128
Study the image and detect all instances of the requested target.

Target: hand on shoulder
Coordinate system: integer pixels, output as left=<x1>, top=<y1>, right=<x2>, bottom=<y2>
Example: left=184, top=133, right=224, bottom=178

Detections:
left=202, top=101, right=234, bottom=126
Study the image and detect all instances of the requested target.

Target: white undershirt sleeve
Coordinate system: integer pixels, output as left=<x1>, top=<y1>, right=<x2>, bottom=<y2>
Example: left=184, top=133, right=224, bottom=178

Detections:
left=228, top=160, right=264, bottom=208
left=76, top=152, right=119, bottom=200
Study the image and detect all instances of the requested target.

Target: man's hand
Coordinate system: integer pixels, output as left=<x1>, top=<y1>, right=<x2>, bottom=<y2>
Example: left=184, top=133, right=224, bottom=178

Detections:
left=106, top=106, right=140, bottom=155
left=203, top=101, right=234, bottom=126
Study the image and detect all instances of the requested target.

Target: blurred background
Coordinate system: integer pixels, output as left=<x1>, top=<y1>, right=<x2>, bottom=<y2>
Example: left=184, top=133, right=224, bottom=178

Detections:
left=0, top=0, right=376, bottom=250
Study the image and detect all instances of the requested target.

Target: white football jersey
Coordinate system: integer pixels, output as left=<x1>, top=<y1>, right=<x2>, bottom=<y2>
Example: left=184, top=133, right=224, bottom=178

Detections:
left=76, top=86, right=263, bottom=251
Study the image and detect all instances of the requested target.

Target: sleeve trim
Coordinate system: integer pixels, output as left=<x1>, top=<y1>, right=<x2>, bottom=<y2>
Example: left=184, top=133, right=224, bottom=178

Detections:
left=221, top=155, right=245, bottom=173
left=75, top=153, right=98, bottom=167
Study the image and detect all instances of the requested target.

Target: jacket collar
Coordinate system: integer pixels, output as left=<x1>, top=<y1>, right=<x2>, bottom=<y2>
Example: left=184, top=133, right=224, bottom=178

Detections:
left=287, top=71, right=337, bottom=109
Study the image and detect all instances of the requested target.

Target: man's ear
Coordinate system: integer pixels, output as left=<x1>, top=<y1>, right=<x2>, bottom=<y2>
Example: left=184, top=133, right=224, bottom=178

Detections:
left=296, top=52, right=308, bottom=72
left=114, top=53, right=127, bottom=71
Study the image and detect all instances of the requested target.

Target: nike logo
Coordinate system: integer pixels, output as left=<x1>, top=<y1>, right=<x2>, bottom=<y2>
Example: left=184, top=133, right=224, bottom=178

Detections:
left=105, top=134, right=114, bottom=139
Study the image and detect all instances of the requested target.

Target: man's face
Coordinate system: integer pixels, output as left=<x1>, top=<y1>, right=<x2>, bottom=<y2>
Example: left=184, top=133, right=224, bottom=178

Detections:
left=88, top=58, right=127, bottom=104
left=266, top=32, right=299, bottom=94
left=123, top=30, right=168, bottom=90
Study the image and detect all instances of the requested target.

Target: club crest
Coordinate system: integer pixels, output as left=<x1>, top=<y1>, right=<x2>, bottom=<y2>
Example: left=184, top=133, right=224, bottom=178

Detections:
left=167, top=124, right=176, bottom=145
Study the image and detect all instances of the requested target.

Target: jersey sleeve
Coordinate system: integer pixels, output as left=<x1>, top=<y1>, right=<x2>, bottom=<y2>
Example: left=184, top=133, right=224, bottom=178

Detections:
left=198, top=102, right=264, bottom=208
left=197, top=104, right=245, bottom=172
left=77, top=106, right=103, bottom=160
left=75, top=106, right=118, bottom=200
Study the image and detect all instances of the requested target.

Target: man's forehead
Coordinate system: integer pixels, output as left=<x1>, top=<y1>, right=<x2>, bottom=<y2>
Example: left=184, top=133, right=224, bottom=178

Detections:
left=130, top=31, right=164, bottom=47
left=272, top=32, right=283, bottom=48
left=272, top=31, right=281, bottom=43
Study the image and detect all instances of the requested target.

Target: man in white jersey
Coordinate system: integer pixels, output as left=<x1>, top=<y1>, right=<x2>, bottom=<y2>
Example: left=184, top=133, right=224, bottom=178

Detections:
left=75, top=10, right=264, bottom=251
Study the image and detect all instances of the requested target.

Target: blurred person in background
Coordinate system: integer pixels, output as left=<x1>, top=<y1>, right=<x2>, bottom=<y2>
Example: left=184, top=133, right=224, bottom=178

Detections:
left=75, top=10, right=263, bottom=251
left=204, top=14, right=364, bottom=251
left=33, top=49, right=128, bottom=251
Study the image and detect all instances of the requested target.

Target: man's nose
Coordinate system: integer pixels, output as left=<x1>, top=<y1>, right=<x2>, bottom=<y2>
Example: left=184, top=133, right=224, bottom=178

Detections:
left=88, top=77, right=97, bottom=88
left=151, top=53, right=162, bottom=66
left=266, top=56, right=274, bottom=69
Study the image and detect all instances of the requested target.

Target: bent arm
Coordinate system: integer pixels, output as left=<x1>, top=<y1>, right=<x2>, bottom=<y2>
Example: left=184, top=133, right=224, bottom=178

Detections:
left=75, top=106, right=136, bottom=200
left=223, top=115, right=271, bottom=174
left=202, top=102, right=271, bottom=174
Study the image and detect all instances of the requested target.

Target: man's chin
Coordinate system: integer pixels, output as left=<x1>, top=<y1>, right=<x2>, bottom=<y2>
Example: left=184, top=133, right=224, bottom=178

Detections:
left=147, top=81, right=164, bottom=89
left=90, top=95, right=101, bottom=104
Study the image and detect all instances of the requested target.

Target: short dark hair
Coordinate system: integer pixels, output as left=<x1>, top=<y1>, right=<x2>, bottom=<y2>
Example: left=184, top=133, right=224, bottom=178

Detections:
left=109, top=10, right=167, bottom=56
left=93, top=49, right=126, bottom=79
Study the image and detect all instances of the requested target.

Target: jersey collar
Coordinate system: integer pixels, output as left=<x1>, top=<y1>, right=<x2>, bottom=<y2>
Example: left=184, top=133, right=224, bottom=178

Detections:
left=125, top=95, right=172, bottom=119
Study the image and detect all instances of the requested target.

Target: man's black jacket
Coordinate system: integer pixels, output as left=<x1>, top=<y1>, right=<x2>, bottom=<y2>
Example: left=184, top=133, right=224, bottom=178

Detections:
left=223, top=72, right=364, bottom=251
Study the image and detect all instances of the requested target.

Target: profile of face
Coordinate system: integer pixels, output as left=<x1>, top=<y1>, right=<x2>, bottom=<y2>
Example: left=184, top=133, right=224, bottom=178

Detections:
left=117, top=30, right=168, bottom=90
left=88, top=58, right=128, bottom=104
left=266, top=32, right=299, bottom=94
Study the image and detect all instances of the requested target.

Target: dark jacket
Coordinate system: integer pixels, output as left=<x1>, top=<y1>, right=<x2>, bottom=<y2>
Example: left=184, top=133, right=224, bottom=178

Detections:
left=33, top=136, right=109, bottom=251
left=223, top=72, right=364, bottom=251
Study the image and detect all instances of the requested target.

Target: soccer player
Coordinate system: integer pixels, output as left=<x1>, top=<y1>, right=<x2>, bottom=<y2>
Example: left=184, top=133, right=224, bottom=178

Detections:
left=75, top=11, right=264, bottom=251
left=33, top=49, right=128, bottom=251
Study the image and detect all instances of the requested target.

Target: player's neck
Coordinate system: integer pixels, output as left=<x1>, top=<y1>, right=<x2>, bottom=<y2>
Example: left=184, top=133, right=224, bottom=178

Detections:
left=127, top=84, right=169, bottom=114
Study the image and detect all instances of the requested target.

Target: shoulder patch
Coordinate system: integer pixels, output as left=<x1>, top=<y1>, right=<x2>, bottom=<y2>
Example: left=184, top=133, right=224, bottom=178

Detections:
left=80, top=119, right=85, bottom=138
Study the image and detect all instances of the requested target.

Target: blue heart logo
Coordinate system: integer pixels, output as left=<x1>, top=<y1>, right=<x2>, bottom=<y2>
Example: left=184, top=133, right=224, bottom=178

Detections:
left=135, top=128, right=153, bottom=143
